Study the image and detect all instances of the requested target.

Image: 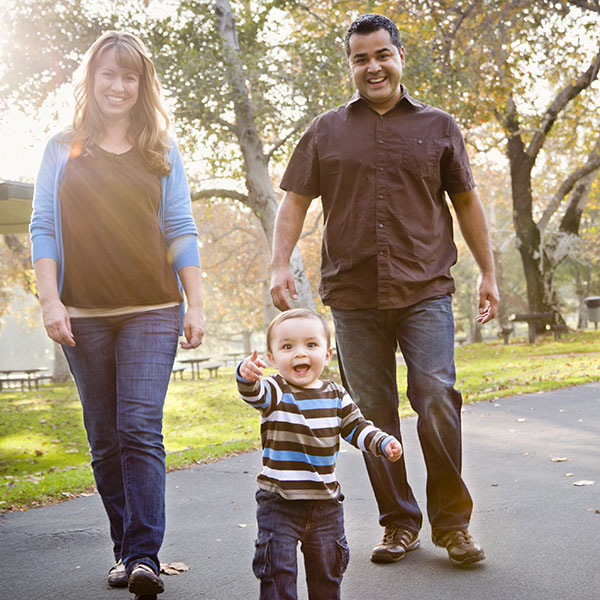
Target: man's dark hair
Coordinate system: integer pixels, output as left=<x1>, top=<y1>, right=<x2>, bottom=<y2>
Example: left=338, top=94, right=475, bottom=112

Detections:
left=344, top=13, right=403, bottom=57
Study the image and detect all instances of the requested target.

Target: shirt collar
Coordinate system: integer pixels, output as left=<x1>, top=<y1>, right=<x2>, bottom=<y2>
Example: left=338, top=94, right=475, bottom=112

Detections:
left=345, top=84, right=423, bottom=112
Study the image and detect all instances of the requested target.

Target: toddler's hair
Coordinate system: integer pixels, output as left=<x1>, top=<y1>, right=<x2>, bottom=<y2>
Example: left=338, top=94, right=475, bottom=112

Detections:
left=267, top=309, right=331, bottom=353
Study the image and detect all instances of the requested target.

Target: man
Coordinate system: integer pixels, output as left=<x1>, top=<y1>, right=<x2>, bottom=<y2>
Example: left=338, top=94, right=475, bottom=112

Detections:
left=270, top=13, right=499, bottom=568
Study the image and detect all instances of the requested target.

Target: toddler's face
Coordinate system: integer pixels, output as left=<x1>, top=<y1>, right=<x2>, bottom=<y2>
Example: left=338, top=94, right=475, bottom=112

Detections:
left=267, top=317, right=332, bottom=388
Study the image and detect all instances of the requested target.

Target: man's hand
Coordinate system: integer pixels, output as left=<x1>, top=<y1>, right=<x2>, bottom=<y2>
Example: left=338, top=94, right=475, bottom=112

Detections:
left=180, top=306, right=205, bottom=349
left=41, top=298, right=75, bottom=346
left=476, top=272, right=500, bottom=324
left=239, top=350, right=268, bottom=382
left=270, top=266, right=298, bottom=312
left=384, top=439, right=403, bottom=462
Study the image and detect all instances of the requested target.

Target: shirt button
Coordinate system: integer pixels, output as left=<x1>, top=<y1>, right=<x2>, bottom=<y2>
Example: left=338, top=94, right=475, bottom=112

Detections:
left=418, top=139, right=423, bottom=144
left=377, top=194, right=383, bottom=199
left=379, top=167, right=384, bottom=172
left=378, top=251, right=384, bottom=255
left=378, top=223, right=384, bottom=228
left=378, top=140, right=384, bottom=144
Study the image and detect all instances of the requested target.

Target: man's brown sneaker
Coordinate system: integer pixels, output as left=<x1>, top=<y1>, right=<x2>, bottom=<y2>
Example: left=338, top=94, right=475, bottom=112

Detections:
left=432, top=528, right=485, bottom=567
left=370, top=525, right=420, bottom=563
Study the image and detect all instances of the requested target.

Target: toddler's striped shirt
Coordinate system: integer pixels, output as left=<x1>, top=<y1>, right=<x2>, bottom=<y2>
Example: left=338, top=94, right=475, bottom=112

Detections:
left=236, top=369, right=395, bottom=500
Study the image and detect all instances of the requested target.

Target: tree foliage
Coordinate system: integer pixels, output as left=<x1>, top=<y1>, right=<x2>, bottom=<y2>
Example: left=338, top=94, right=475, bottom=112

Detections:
left=2, top=0, right=600, bottom=338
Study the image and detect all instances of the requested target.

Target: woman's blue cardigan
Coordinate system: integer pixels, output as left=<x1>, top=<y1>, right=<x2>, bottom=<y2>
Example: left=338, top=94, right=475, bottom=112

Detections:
left=30, top=132, right=200, bottom=327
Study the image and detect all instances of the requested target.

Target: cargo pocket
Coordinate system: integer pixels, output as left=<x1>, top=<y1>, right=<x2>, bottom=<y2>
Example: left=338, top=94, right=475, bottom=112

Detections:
left=335, top=535, right=350, bottom=576
left=252, top=533, right=272, bottom=580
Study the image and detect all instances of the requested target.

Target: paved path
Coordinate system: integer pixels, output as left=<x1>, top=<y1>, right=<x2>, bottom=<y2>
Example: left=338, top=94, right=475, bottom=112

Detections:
left=2, top=383, right=599, bottom=599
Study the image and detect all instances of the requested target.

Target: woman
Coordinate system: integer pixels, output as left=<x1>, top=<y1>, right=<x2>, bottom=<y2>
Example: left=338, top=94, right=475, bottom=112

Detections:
left=30, top=31, right=204, bottom=599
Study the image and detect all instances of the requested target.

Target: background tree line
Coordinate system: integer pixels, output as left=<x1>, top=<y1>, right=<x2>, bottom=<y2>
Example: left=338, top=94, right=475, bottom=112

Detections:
left=1, top=0, right=599, bottom=365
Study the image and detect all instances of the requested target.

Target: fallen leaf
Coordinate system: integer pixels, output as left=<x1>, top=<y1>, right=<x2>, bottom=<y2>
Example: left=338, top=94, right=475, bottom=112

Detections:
left=516, top=418, right=526, bottom=423
left=549, top=456, right=568, bottom=462
left=573, top=480, right=595, bottom=487
left=160, top=562, right=189, bottom=576
left=238, top=523, right=248, bottom=528
left=566, top=473, right=574, bottom=477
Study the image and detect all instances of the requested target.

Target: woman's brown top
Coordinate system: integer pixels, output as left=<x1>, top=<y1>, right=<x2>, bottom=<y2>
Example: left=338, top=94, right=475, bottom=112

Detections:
left=60, top=145, right=181, bottom=309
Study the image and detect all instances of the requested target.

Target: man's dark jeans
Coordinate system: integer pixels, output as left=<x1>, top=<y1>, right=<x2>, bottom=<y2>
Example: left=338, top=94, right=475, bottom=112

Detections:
left=253, top=490, right=349, bottom=600
left=63, top=306, right=179, bottom=574
left=332, top=295, right=472, bottom=534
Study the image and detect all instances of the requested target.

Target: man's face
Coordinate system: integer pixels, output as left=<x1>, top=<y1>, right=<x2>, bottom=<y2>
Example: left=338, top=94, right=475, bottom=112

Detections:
left=348, top=28, right=405, bottom=114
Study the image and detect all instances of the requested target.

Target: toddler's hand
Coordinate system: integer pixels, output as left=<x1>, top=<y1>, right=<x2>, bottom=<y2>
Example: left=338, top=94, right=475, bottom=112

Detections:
left=385, top=439, right=403, bottom=462
left=239, top=350, right=268, bottom=382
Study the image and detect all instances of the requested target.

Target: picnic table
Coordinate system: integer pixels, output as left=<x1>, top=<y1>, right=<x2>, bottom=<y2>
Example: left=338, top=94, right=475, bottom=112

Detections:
left=177, top=357, right=211, bottom=379
left=509, top=312, right=553, bottom=343
left=224, top=352, right=244, bottom=366
left=0, top=368, right=50, bottom=391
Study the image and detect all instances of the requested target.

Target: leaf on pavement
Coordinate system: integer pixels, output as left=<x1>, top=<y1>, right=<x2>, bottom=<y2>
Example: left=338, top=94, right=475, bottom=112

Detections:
left=160, top=562, right=190, bottom=576
left=549, top=456, right=568, bottom=462
left=573, top=480, right=595, bottom=486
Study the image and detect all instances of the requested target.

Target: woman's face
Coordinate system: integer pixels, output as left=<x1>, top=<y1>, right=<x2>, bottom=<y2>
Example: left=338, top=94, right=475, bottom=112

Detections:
left=93, top=46, right=140, bottom=125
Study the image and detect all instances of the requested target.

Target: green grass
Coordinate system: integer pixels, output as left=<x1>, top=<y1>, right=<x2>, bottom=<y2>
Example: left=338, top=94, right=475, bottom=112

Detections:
left=1, top=330, right=599, bottom=511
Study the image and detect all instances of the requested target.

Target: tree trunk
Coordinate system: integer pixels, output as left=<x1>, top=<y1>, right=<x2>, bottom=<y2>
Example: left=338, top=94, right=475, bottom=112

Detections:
left=505, top=102, right=560, bottom=331
left=241, top=330, right=252, bottom=355
left=574, top=263, right=589, bottom=330
left=52, top=343, right=71, bottom=382
left=214, top=0, right=314, bottom=315
left=492, top=247, right=509, bottom=330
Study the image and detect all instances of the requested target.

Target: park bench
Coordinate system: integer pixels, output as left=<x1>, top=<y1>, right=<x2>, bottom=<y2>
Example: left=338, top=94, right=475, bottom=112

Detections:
left=509, top=312, right=553, bottom=343
left=0, top=376, right=29, bottom=392
left=30, top=374, right=53, bottom=388
left=203, top=362, right=223, bottom=378
left=0, top=373, right=53, bottom=391
left=171, top=364, right=186, bottom=380
left=548, top=323, right=569, bottom=341
left=497, top=326, right=514, bottom=345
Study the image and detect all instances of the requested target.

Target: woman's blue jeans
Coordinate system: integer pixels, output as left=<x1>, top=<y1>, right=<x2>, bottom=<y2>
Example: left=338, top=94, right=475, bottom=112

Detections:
left=331, top=295, right=472, bottom=534
left=62, top=306, right=179, bottom=574
left=253, top=490, right=350, bottom=600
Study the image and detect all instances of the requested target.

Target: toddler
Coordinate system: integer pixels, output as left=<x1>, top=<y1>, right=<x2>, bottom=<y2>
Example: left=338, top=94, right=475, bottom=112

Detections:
left=236, top=308, right=402, bottom=599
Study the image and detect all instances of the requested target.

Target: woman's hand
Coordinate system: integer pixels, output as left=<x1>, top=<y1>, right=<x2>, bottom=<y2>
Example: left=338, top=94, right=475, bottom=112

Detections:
left=41, top=298, right=75, bottom=346
left=180, top=305, right=205, bottom=349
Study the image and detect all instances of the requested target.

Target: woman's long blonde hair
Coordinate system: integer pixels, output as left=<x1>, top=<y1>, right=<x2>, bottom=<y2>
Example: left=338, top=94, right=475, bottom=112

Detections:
left=70, top=31, right=171, bottom=174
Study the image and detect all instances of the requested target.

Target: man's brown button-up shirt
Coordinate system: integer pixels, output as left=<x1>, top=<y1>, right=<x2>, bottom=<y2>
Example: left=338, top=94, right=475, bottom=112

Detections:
left=280, top=86, right=476, bottom=310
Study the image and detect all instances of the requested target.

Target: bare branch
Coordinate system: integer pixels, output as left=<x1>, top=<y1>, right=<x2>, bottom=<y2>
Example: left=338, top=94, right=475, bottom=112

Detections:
left=266, top=118, right=310, bottom=161
left=192, top=188, right=249, bottom=204
left=538, top=134, right=600, bottom=231
left=177, top=107, right=238, bottom=134
left=300, top=210, right=323, bottom=239
left=567, top=0, right=600, bottom=13
left=527, top=47, right=600, bottom=159
left=297, top=3, right=328, bottom=25
left=439, top=1, right=478, bottom=64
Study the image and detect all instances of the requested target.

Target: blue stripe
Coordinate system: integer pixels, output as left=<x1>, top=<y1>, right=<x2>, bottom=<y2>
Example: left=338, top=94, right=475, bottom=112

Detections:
left=263, top=447, right=337, bottom=466
left=280, top=393, right=340, bottom=411
left=344, top=424, right=359, bottom=444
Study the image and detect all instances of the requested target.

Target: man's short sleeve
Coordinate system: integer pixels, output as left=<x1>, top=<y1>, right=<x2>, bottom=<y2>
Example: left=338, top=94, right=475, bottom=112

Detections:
left=440, top=117, right=475, bottom=194
left=280, top=117, right=321, bottom=198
